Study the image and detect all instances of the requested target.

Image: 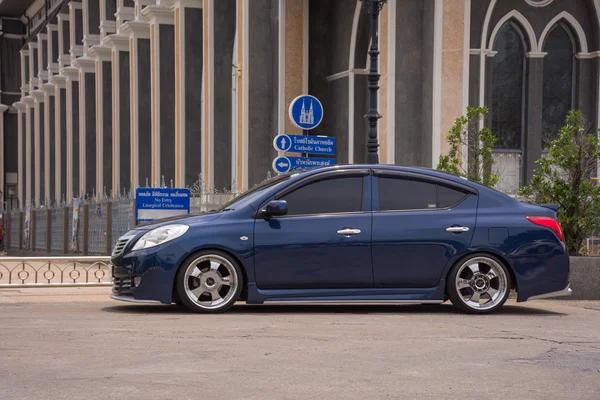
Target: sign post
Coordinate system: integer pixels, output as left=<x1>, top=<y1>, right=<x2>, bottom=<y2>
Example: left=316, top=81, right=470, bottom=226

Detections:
left=273, top=95, right=336, bottom=173
left=135, top=188, right=191, bottom=223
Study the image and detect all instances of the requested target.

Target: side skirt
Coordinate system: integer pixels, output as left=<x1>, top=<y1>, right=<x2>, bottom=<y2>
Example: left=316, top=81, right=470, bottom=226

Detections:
left=245, top=280, right=447, bottom=305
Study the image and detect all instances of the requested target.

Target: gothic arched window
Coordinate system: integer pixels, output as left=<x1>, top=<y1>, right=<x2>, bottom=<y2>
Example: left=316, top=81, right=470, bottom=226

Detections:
left=542, top=23, right=575, bottom=147
left=491, top=22, right=526, bottom=150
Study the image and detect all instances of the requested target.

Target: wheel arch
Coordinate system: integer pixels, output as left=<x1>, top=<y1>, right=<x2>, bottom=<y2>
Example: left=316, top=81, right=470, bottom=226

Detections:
left=444, top=250, right=518, bottom=292
left=171, top=246, right=250, bottom=302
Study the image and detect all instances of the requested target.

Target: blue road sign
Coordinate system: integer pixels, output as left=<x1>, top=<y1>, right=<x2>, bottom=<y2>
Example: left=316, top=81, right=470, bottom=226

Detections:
left=272, top=156, right=292, bottom=173
left=273, top=134, right=336, bottom=156
left=136, top=188, right=191, bottom=222
left=288, top=95, right=324, bottom=130
left=273, top=155, right=337, bottom=173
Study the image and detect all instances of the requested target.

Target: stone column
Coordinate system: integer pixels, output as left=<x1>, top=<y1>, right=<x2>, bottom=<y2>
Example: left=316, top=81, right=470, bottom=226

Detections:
left=143, top=3, right=175, bottom=187
left=116, top=0, right=136, bottom=32
left=69, top=0, right=84, bottom=63
left=14, top=102, right=26, bottom=208
left=23, top=96, right=35, bottom=205
left=62, top=67, right=80, bottom=198
left=104, top=34, right=130, bottom=194
left=83, top=0, right=102, bottom=52
left=32, top=90, right=46, bottom=206
left=37, top=32, right=49, bottom=85
left=20, top=49, right=30, bottom=97
left=51, top=75, right=68, bottom=203
left=173, top=0, right=203, bottom=188
left=100, top=0, right=118, bottom=39
left=122, top=20, right=151, bottom=189
left=29, top=42, right=39, bottom=91
left=524, top=54, right=545, bottom=185
left=0, top=105, right=8, bottom=204
left=89, top=45, right=113, bottom=196
left=72, top=57, right=96, bottom=197
left=47, top=20, right=60, bottom=77
left=58, top=6, right=72, bottom=71
left=42, top=83, right=56, bottom=204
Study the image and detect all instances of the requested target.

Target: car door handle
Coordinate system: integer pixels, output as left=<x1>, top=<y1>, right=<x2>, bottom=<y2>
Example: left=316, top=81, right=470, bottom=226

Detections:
left=446, top=226, right=470, bottom=233
left=337, top=228, right=361, bottom=236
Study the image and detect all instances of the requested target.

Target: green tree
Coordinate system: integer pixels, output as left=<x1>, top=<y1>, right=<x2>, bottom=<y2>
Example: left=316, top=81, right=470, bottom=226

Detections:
left=437, top=106, right=499, bottom=188
left=520, top=110, right=600, bottom=256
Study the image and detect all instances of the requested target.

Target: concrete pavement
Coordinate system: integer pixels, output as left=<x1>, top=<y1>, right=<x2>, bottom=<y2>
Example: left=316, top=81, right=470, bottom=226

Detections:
left=0, top=287, right=599, bottom=399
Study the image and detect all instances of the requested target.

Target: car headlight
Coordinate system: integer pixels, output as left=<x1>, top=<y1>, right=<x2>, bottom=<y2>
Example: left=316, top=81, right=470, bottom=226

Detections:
left=131, top=224, right=189, bottom=251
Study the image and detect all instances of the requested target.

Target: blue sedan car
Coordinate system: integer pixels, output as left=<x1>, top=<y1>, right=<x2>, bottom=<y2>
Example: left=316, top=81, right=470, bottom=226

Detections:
left=111, top=165, right=572, bottom=314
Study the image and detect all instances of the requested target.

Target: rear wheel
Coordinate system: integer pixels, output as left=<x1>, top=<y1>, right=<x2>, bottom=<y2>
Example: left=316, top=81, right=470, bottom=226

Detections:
left=176, top=250, right=243, bottom=313
left=447, top=254, right=510, bottom=314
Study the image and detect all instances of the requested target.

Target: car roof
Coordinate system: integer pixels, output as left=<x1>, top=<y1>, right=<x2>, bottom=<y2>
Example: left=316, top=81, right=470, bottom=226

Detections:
left=292, top=164, right=476, bottom=188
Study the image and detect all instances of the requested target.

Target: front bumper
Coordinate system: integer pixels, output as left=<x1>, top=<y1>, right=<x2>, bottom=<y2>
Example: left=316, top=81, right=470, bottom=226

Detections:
left=528, top=283, right=572, bottom=300
left=111, top=240, right=190, bottom=304
left=110, top=294, right=162, bottom=304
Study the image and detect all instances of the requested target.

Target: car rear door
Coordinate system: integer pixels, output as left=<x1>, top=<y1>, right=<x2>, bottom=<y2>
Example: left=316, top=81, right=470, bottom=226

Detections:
left=371, top=170, right=477, bottom=288
left=253, top=169, right=373, bottom=290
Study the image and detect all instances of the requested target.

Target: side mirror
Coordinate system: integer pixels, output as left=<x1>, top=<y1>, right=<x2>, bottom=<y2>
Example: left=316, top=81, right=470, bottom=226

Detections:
left=262, top=200, right=288, bottom=218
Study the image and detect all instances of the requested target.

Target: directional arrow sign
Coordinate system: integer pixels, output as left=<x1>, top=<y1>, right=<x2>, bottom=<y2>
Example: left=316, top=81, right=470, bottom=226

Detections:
left=273, top=134, right=293, bottom=152
left=273, top=134, right=336, bottom=156
left=272, top=156, right=292, bottom=173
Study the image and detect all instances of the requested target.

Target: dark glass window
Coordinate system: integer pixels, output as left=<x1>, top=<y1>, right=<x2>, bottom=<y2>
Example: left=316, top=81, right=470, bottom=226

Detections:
left=281, top=177, right=363, bottom=216
left=542, top=24, right=574, bottom=148
left=491, top=23, right=526, bottom=150
left=378, top=177, right=468, bottom=211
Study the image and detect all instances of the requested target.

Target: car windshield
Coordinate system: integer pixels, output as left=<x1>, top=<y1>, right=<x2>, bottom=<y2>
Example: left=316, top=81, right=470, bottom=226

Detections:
left=218, top=172, right=299, bottom=212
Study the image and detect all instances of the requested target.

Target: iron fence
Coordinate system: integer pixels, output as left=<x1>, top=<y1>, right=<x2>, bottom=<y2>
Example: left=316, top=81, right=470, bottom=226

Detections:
left=0, top=257, right=112, bottom=287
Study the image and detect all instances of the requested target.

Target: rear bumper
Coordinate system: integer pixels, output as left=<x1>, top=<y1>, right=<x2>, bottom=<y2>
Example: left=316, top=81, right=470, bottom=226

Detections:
left=528, top=283, right=572, bottom=300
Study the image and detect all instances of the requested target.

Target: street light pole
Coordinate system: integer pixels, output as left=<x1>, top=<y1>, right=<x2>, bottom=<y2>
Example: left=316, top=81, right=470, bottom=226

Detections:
left=361, top=0, right=387, bottom=164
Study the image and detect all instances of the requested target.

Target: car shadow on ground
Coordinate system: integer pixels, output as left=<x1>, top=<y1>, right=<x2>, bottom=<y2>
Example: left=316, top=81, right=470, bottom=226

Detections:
left=101, top=303, right=567, bottom=316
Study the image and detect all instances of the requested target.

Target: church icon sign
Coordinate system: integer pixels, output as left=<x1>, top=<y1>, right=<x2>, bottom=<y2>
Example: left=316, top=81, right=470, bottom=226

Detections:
left=289, top=95, right=324, bottom=130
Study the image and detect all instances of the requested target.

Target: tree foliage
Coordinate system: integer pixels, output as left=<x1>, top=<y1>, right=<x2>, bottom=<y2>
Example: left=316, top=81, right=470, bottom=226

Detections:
left=519, top=110, right=600, bottom=256
left=437, top=106, right=499, bottom=188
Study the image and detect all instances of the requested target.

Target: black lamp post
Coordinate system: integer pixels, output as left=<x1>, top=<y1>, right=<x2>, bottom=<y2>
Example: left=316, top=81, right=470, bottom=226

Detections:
left=360, top=0, right=387, bottom=164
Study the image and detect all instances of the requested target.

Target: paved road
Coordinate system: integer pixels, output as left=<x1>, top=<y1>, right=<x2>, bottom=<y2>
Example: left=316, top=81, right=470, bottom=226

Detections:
left=1, top=288, right=599, bottom=400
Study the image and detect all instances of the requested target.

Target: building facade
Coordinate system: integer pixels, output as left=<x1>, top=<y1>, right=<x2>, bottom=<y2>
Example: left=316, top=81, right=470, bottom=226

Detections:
left=0, top=0, right=599, bottom=208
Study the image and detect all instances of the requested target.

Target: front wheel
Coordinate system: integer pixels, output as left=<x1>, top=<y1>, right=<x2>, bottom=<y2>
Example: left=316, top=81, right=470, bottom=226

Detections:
left=176, top=251, right=243, bottom=313
left=447, top=254, right=511, bottom=314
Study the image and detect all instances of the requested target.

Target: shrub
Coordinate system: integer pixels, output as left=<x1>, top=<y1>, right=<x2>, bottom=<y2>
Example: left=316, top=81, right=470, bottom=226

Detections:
left=519, top=110, right=600, bottom=256
left=437, top=106, right=499, bottom=188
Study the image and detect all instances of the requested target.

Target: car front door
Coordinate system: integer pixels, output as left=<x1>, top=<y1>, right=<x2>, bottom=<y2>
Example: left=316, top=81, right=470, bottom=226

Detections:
left=371, top=170, right=477, bottom=288
left=253, top=170, right=373, bottom=290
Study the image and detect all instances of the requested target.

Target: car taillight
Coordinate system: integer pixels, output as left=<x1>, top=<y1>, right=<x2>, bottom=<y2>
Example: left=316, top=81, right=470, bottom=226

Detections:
left=526, top=216, right=565, bottom=242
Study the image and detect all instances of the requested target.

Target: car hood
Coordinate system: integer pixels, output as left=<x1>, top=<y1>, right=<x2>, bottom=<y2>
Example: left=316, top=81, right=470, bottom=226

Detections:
left=135, top=211, right=223, bottom=231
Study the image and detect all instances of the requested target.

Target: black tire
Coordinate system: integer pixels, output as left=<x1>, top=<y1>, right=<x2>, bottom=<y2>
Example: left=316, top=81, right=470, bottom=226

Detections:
left=446, top=253, right=511, bottom=315
left=175, top=250, right=244, bottom=314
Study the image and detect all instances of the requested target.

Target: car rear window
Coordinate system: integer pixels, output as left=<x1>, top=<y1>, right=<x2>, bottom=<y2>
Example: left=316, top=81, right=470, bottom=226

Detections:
left=378, top=177, right=468, bottom=211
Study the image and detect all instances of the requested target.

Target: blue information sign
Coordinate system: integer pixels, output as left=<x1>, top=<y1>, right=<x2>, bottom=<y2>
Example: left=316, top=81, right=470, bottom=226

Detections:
left=288, top=95, right=324, bottom=130
left=273, top=134, right=336, bottom=156
left=272, top=156, right=336, bottom=173
left=136, top=188, right=191, bottom=222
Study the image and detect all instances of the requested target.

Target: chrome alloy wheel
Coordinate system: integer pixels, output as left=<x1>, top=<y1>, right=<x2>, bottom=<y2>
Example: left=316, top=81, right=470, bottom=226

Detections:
left=183, top=254, right=239, bottom=310
left=455, top=257, right=508, bottom=311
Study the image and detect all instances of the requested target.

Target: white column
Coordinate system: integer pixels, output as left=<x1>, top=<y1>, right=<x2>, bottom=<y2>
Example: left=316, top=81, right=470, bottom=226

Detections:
left=89, top=45, right=113, bottom=197
left=42, top=83, right=55, bottom=203
left=20, top=50, right=30, bottom=97
left=14, top=102, right=26, bottom=208
left=23, top=96, right=35, bottom=205
left=32, top=90, right=45, bottom=206
left=116, top=0, right=136, bottom=32
left=51, top=75, right=68, bottom=203
left=62, top=66, right=79, bottom=199
left=70, top=1, right=85, bottom=63
left=28, top=42, right=39, bottom=91
left=0, top=105, right=8, bottom=206
left=47, top=23, right=60, bottom=76
left=143, top=4, right=175, bottom=187
left=105, top=34, right=129, bottom=194
left=58, top=12, right=71, bottom=70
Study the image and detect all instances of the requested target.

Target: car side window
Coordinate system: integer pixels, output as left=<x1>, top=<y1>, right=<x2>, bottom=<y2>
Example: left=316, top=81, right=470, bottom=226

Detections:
left=378, top=177, right=468, bottom=211
left=280, top=177, right=363, bottom=216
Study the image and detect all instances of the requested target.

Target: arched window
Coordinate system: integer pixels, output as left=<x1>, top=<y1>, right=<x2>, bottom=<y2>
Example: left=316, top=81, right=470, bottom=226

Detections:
left=491, top=22, right=526, bottom=150
left=542, top=23, right=575, bottom=148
